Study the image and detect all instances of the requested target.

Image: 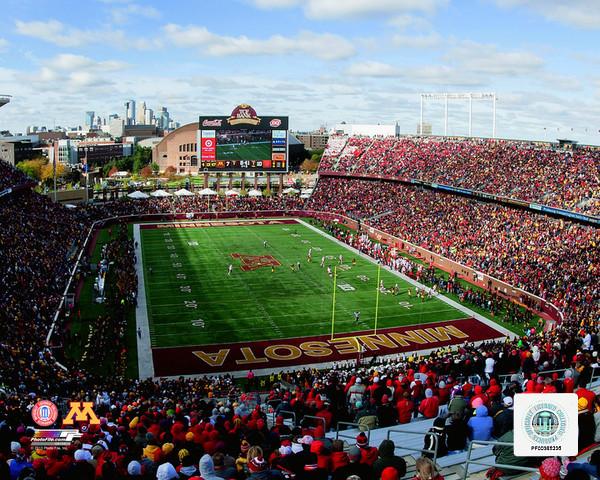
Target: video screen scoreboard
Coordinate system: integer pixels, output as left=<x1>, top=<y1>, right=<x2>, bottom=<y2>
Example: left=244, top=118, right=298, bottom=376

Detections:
left=199, top=104, right=289, bottom=172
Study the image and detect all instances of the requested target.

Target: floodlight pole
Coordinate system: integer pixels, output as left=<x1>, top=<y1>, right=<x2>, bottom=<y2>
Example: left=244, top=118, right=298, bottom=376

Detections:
left=468, top=94, right=473, bottom=137
left=444, top=94, right=448, bottom=136
left=492, top=94, right=497, bottom=138
left=420, top=95, right=424, bottom=135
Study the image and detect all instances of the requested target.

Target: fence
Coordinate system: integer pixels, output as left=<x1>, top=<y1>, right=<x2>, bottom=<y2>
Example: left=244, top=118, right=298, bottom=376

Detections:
left=461, top=440, right=539, bottom=479
left=336, top=422, right=371, bottom=444
left=386, top=428, right=440, bottom=465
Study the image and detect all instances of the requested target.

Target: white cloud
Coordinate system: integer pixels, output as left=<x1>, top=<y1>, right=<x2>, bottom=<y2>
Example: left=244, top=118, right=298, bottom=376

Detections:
left=49, top=54, right=128, bottom=72
left=163, top=24, right=355, bottom=60
left=250, top=0, right=447, bottom=18
left=15, top=19, right=89, bottom=47
left=0, top=38, right=8, bottom=51
left=110, top=3, right=161, bottom=24
left=392, top=33, right=441, bottom=49
left=494, top=0, right=600, bottom=29
left=345, top=61, right=483, bottom=86
left=445, top=41, right=544, bottom=75
left=14, top=19, right=162, bottom=50
left=388, top=14, right=433, bottom=31
left=346, top=61, right=402, bottom=77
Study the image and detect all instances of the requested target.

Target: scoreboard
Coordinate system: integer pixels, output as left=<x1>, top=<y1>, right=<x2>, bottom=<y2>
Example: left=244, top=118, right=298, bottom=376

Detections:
left=199, top=104, right=289, bottom=172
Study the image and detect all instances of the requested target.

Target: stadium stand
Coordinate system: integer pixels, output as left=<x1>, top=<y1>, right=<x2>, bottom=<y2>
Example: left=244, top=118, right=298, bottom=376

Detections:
left=319, top=136, right=600, bottom=216
left=308, top=177, right=599, bottom=329
left=1, top=156, right=599, bottom=479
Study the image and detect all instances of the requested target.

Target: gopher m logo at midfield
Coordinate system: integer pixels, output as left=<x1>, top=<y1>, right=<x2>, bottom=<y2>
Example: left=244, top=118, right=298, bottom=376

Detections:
left=231, top=253, right=281, bottom=271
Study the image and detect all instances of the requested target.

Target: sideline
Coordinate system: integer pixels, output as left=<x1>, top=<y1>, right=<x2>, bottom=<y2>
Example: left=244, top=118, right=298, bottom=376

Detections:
left=296, top=218, right=515, bottom=339
left=133, top=224, right=154, bottom=379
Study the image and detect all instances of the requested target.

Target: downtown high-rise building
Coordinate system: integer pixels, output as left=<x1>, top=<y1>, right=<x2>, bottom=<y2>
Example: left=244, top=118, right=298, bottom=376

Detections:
left=85, top=111, right=95, bottom=128
left=124, top=100, right=136, bottom=126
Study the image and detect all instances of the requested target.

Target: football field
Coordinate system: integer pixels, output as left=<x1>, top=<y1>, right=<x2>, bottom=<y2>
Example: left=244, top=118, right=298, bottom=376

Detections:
left=135, top=219, right=507, bottom=376
left=216, top=142, right=272, bottom=161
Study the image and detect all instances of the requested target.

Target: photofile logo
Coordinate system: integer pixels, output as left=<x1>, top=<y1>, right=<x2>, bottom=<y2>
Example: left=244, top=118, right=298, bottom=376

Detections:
left=514, top=393, right=578, bottom=456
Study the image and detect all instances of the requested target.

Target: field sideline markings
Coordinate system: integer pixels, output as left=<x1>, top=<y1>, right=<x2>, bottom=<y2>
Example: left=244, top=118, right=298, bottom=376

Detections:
left=134, top=224, right=155, bottom=379
left=295, top=219, right=515, bottom=340
left=148, top=308, right=459, bottom=337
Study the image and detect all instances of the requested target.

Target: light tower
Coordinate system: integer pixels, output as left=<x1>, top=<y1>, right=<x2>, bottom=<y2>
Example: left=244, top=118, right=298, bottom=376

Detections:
left=419, top=92, right=497, bottom=138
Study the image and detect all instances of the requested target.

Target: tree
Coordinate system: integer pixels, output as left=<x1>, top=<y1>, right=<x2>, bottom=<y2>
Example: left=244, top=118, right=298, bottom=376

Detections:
left=16, top=158, right=46, bottom=180
left=140, top=165, right=153, bottom=178
left=300, top=159, right=319, bottom=172
left=164, top=165, right=177, bottom=178
left=151, top=162, right=160, bottom=175
left=41, top=161, right=66, bottom=184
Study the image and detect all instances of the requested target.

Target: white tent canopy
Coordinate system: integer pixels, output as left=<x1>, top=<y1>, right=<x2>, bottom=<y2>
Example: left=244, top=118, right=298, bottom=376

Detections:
left=283, top=187, right=299, bottom=194
left=225, top=189, right=240, bottom=196
left=301, top=188, right=313, bottom=195
left=174, top=188, right=195, bottom=196
left=300, top=193, right=311, bottom=199
left=128, top=190, right=149, bottom=199
left=197, top=188, right=217, bottom=196
left=248, top=188, right=262, bottom=197
left=150, top=189, right=172, bottom=197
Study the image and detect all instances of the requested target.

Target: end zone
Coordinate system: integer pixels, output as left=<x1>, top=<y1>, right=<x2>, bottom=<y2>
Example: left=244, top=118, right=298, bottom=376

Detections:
left=152, top=317, right=506, bottom=377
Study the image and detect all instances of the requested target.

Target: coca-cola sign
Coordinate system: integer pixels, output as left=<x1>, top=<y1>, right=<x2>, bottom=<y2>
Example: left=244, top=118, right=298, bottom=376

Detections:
left=202, top=119, right=222, bottom=127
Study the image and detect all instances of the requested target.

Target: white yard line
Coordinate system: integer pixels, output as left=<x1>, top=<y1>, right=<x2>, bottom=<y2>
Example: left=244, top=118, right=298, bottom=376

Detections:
left=133, top=224, right=155, bottom=379
left=296, top=219, right=515, bottom=339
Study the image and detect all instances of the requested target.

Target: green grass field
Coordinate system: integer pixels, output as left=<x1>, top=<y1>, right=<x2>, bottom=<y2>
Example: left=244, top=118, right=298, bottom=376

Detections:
left=216, top=142, right=272, bottom=161
left=140, top=220, right=468, bottom=348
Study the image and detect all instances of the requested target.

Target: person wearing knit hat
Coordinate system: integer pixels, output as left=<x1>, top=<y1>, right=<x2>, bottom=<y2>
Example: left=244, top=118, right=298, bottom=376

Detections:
left=418, top=388, right=440, bottom=419
left=185, top=431, right=194, bottom=442
left=380, top=466, right=399, bottom=480
left=373, top=439, right=407, bottom=479
left=577, top=397, right=596, bottom=452
left=331, top=446, right=373, bottom=480
left=161, top=443, right=175, bottom=456
left=127, top=460, right=142, bottom=476
left=156, top=462, right=179, bottom=480
left=538, top=457, right=561, bottom=480
left=356, top=432, right=368, bottom=448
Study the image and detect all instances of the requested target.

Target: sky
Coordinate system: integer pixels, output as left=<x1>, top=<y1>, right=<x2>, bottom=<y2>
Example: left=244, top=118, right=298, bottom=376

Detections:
left=0, top=0, right=599, bottom=144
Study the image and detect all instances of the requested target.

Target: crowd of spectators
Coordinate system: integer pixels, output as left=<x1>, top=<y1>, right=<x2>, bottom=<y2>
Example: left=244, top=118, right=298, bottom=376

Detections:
left=319, top=136, right=600, bottom=215
left=1, top=157, right=599, bottom=479
left=0, top=161, right=30, bottom=191
left=2, top=322, right=599, bottom=479
left=308, top=177, right=599, bottom=328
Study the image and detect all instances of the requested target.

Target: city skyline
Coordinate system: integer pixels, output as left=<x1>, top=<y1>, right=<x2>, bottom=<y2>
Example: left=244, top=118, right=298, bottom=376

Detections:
left=0, top=0, right=599, bottom=144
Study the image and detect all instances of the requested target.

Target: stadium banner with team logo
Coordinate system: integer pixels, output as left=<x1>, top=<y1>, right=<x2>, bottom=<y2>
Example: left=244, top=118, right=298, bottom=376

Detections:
left=151, top=318, right=505, bottom=376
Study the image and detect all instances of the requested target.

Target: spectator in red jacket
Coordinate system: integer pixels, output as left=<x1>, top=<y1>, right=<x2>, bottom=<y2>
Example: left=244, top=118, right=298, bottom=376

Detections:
left=356, top=433, right=378, bottom=466
left=419, top=389, right=440, bottom=419
left=396, top=392, right=414, bottom=424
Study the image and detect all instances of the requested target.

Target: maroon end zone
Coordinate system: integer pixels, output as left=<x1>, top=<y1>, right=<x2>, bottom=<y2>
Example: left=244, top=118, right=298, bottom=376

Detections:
left=140, top=219, right=299, bottom=229
left=151, top=318, right=505, bottom=377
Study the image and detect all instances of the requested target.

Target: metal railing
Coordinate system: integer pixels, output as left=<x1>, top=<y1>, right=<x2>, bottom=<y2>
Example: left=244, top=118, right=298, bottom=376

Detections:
left=301, top=415, right=327, bottom=434
left=276, top=409, right=297, bottom=426
left=386, top=428, right=440, bottom=465
left=461, top=440, right=538, bottom=479
left=336, top=421, right=371, bottom=444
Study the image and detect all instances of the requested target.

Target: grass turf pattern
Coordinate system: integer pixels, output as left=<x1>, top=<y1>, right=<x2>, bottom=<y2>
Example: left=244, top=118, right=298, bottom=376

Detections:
left=216, top=142, right=272, bottom=161
left=141, top=221, right=467, bottom=348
